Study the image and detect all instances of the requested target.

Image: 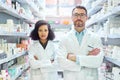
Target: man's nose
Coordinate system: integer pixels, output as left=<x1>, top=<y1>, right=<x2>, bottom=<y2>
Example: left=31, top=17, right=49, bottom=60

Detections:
left=77, top=16, right=82, bottom=19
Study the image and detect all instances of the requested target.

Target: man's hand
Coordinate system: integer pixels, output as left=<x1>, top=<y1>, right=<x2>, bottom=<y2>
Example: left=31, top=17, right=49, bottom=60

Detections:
left=88, top=48, right=100, bottom=55
left=34, top=55, right=39, bottom=60
left=67, top=53, right=76, bottom=62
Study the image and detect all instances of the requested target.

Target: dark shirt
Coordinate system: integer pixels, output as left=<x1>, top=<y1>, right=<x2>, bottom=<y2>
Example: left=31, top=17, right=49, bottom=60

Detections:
left=39, top=40, right=48, bottom=49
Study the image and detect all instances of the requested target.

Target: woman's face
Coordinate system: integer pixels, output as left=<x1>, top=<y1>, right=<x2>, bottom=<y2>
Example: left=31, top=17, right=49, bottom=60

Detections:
left=38, top=25, right=49, bottom=41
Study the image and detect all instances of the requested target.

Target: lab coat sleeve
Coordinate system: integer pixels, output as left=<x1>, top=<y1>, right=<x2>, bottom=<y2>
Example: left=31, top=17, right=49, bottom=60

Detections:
left=50, top=44, right=59, bottom=68
left=28, top=46, right=52, bottom=69
left=57, top=39, right=80, bottom=71
left=78, top=35, right=104, bottom=68
left=78, top=50, right=104, bottom=68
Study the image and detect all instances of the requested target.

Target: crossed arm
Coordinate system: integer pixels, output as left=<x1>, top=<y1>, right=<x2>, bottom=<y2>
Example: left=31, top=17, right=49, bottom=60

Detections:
left=67, top=48, right=100, bottom=62
left=34, top=55, right=54, bottom=63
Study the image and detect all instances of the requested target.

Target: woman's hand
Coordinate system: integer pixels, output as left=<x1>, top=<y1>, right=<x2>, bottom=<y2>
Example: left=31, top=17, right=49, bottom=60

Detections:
left=34, top=55, right=39, bottom=60
left=50, top=59, right=54, bottom=63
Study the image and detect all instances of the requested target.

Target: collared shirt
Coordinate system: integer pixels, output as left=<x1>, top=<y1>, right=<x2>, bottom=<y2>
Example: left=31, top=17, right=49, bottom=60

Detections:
left=75, top=29, right=86, bottom=45
left=74, top=29, right=86, bottom=65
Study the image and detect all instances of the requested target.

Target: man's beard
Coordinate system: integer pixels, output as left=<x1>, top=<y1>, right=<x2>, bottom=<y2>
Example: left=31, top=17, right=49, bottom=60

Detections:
left=74, top=20, right=84, bottom=27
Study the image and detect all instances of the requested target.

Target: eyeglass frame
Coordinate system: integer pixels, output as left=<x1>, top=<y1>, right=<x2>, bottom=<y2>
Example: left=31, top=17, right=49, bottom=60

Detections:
left=72, top=13, right=87, bottom=18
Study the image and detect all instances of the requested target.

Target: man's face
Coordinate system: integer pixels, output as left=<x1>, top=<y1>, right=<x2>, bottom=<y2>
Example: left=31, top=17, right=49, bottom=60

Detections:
left=72, top=8, right=88, bottom=31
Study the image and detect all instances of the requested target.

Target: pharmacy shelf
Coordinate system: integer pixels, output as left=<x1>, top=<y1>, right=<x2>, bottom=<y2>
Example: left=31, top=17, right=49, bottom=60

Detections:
left=88, top=0, right=107, bottom=16
left=27, top=1, right=42, bottom=18
left=101, top=34, right=120, bottom=38
left=86, top=6, right=120, bottom=27
left=0, top=51, right=28, bottom=65
left=0, top=2, right=34, bottom=24
left=88, top=6, right=102, bottom=16
left=17, top=0, right=43, bottom=18
left=101, top=34, right=120, bottom=46
left=107, top=34, right=120, bottom=38
left=13, top=64, right=30, bottom=80
left=0, top=32, right=29, bottom=38
left=105, top=56, right=120, bottom=67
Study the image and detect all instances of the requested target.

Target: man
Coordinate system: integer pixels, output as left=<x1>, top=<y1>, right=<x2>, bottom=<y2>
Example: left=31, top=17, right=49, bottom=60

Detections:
left=57, top=5, right=104, bottom=80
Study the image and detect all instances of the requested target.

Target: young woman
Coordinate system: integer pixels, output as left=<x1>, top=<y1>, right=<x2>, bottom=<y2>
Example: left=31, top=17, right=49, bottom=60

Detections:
left=29, top=20, right=58, bottom=80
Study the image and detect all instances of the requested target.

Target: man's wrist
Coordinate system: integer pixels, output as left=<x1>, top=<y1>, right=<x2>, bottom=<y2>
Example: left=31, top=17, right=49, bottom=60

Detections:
left=76, top=55, right=80, bottom=65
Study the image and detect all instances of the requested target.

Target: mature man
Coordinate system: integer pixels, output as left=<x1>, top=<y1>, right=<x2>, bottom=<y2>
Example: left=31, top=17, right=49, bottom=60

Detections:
left=57, top=5, right=104, bottom=80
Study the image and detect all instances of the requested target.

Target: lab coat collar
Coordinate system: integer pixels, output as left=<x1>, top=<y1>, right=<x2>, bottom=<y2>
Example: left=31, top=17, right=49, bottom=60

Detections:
left=34, top=40, right=52, bottom=50
left=71, top=28, right=86, bottom=36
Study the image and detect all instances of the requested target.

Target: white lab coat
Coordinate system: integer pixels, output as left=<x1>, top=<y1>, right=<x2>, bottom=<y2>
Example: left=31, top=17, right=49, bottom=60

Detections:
left=28, top=40, right=58, bottom=80
left=57, top=29, right=104, bottom=80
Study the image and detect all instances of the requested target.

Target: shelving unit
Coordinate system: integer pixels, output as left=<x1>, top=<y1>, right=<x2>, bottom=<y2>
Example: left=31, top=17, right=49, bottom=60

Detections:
left=86, top=6, right=120, bottom=27
left=16, top=0, right=44, bottom=18
left=0, top=31, right=30, bottom=43
left=105, top=56, right=120, bottom=67
left=0, top=32, right=29, bottom=37
left=88, top=0, right=107, bottom=16
left=0, top=51, right=27, bottom=65
left=0, top=2, right=34, bottom=24
left=0, top=51, right=29, bottom=79
left=101, top=34, right=120, bottom=46
left=13, top=64, right=30, bottom=80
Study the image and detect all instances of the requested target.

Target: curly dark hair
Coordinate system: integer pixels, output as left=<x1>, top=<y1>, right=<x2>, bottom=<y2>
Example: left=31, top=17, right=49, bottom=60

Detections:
left=30, top=20, right=55, bottom=40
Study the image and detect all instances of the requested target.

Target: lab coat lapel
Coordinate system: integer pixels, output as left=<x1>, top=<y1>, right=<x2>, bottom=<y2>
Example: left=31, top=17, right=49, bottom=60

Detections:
left=35, top=41, right=49, bottom=59
left=80, top=31, right=89, bottom=47
left=35, top=41, right=45, bottom=52
left=36, top=40, right=50, bottom=51
left=44, top=41, right=51, bottom=50
left=69, top=30, right=80, bottom=48
left=80, top=30, right=91, bottom=55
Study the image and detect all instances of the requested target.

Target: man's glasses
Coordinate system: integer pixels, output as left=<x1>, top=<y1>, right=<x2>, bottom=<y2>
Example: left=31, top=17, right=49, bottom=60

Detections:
left=72, top=13, right=87, bottom=18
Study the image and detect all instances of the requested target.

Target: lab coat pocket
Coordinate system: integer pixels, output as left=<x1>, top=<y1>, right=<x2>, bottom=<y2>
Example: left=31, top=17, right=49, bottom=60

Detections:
left=86, top=37, right=95, bottom=50
left=87, top=45, right=94, bottom=52
left=86, top=76, right=94, bottom=80
left=31, top=75, right=42, bottom=80
left=31, top=69, right=41, bottom=75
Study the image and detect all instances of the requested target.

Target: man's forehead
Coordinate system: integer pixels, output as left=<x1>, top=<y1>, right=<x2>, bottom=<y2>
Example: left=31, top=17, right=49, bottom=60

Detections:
left=73, top=8, right=86, bottom=13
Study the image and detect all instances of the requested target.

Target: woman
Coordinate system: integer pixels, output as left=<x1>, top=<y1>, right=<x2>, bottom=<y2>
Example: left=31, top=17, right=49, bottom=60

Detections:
left=29, top=20, right=58, bottom=80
